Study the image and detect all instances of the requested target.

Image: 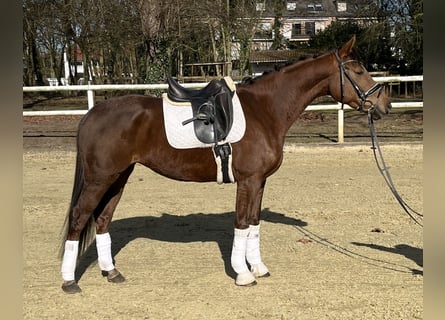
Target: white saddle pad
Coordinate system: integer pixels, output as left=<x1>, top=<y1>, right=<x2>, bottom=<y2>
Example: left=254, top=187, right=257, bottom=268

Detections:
left=162, top=92, right=246, bottom=149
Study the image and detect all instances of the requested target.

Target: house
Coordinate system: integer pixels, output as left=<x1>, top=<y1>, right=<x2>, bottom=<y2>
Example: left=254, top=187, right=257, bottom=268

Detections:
left=252, top=0, right=359, bottom=48
left=247, top=0, right=365, bottom=75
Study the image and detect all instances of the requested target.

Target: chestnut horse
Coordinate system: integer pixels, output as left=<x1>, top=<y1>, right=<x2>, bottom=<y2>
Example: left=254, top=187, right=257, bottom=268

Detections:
left=60, top=36, right=391, bottom=293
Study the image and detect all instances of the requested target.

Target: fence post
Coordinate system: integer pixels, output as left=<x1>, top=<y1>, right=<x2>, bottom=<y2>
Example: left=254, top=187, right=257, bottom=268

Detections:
left=87, top=81, right=95, bottom=109
left=337, top=106, right=344, bottom=143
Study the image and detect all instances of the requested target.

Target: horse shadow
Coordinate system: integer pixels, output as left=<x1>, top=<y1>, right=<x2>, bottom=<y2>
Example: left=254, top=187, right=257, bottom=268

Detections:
left=351, top=242, right=423, bottom=275
left=75, top=208, right=307, bottom=281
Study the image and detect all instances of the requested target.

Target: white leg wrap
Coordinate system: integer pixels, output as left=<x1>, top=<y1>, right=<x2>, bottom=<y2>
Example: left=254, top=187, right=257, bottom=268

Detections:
left=231, top=228, right=250, bottom=274
left=246, top=224, right=261, bottom=265
left=246, top=224, right=269, bottom=277
left=61, top=240, right=79, bottom=282
left=231, top=228, right=256, bottom=285
left=96, top=232, right=115, bottom=272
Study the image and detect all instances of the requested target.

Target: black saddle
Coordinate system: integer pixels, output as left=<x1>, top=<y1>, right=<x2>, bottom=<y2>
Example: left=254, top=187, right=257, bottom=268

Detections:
left=167, top=76, right=235, bottom=144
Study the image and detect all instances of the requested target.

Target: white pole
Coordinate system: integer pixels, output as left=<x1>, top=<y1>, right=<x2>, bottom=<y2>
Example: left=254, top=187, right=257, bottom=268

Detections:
left=87, top=81, right=95, bottom=110
left=63, top=46, right=70, bottom=84
left=337, top=107, right=344, bottom=143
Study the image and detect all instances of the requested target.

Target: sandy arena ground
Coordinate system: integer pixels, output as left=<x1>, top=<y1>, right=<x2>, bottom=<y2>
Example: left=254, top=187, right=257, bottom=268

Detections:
left=23, top=138, right=422, bottom=319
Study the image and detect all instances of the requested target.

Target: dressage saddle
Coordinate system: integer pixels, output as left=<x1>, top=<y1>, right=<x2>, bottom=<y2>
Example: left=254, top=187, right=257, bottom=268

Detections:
left=167, top=76, right=235, bottom=144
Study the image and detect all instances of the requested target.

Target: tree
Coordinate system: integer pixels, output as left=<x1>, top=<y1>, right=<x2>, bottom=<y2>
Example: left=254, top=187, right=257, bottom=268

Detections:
left=23, top=1, right=44, bottom=86
left=308, top=21, right=365, bottom=52
left=270, top=0, right=285, bottom=50
left=307, top=0, right=422, bottom=75
left=385, top=0, right=423, bottom=74
left=23, top=0, right=422, bottom=87
left=23, top=0, right=62, bottom=86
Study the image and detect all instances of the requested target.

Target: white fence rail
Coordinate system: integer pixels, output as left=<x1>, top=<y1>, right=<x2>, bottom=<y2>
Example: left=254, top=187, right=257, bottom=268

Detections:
left=23, top=76, right=423, bottom=143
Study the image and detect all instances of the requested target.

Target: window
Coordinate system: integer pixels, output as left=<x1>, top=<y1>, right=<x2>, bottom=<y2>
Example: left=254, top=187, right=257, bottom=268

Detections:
left=291, top=22, right=316, bottom=38
left=287, top=2, right=296, bottom=11
left=255, top=22, right=272, bottom=39
left=307, top=3, right=323, bottom=12
left=256, top=1, right=265, bottom=11
left=291, top=23, right=302, bottom=38
left=337, top=2, right=347, bottom=12
left=305, top=22, right=315, bottom=36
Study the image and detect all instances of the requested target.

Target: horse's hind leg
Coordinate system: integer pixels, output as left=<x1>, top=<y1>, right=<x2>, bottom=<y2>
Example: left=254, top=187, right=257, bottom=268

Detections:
left=94, top=165, right=135, bottom=284
left=61, top=182, right=113, bottom=293
left=61, top=165, right=134, bottom=293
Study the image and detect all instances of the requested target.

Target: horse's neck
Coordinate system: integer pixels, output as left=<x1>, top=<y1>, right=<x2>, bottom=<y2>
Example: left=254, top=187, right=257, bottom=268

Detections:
left=277, top=55, right=333, bottom=128
left=239, top=54, right=334, bottom=135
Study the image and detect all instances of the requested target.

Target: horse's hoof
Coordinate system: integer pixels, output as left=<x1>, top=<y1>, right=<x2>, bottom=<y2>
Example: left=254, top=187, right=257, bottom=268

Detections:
left=235, top=271, right=257, bottom=286
left=239, top=280, right=257, bottom=287
left=258, top=272, right=271, bottom=278
left=251, top=263, right=270, bottom=278
left=107, top=268, right=125, bottom=283
left=61, top=280, right=81, bottom=294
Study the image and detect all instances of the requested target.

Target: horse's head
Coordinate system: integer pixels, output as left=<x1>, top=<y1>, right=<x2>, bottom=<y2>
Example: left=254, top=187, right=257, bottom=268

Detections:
left=329, top=36, right=392, bottom=120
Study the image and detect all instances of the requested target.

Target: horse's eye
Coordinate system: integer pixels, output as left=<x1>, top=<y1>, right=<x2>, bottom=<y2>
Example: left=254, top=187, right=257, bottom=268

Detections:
left=355, top=69, right=364, bottom=75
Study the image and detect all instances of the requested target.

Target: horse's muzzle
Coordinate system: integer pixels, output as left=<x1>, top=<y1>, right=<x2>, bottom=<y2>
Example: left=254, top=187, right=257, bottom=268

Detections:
left=371, top=102, right=392, bottom=120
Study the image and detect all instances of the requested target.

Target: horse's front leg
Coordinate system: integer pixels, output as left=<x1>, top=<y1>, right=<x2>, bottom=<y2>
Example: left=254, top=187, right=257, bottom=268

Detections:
left=232, top=177, right=270, bottom=286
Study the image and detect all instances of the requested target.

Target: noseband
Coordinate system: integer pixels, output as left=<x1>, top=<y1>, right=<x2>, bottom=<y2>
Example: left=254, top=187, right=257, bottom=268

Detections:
left=335, top=50, right=383, bottom=112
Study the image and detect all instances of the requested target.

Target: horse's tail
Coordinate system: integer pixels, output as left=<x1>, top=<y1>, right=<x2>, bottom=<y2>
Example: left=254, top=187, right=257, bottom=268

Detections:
left=58, top=148, right=96, bottom=259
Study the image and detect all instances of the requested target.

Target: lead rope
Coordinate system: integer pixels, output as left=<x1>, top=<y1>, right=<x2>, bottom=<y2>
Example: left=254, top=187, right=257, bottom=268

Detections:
left=367, top=109, right=423, bottom=226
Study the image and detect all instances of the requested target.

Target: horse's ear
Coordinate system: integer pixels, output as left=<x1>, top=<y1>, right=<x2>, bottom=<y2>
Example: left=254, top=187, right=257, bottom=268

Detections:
left=338, top=35, right=356, bottom=58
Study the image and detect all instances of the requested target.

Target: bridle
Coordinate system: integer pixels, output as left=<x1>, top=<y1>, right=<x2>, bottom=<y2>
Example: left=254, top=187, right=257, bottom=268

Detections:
left=334, top=50, right=384, bottom=113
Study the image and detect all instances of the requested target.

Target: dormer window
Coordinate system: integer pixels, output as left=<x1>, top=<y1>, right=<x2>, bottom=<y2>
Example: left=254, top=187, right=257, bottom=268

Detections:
left=256, top=1, right=265, bottom=11
left=287, top=2, right=297, bottom=11
left=307, top=3, right=323, bottom=12
left=337, top=2, right=347, bottom=12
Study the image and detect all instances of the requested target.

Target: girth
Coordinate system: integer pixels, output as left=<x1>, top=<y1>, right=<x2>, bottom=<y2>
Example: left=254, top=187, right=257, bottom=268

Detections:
left=167, top=76, right=235, bottom=144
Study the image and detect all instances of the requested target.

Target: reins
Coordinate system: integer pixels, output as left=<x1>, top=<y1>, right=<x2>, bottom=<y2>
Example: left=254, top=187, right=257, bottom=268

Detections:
left=335, top=50, right=423, bottom=227
left=367, top=110, right=423, bottom=226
